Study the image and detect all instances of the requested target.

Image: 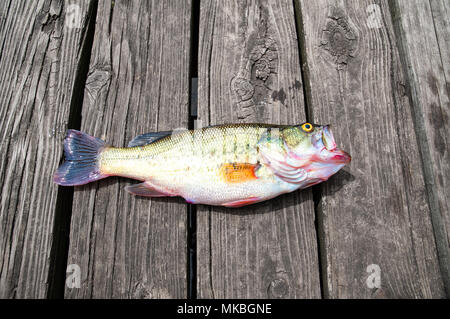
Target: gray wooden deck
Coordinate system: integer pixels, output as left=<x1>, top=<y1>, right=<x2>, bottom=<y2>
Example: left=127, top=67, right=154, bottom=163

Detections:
left=0, top=0, right=448, bottom=298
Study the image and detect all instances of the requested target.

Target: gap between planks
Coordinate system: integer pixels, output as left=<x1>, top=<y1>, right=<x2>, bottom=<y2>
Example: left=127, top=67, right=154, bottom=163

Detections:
left=187, top=0, right=200, bottom=300
left=292, top=0, right=326, bottom=299
left=47, top=0, right=99, bottom=299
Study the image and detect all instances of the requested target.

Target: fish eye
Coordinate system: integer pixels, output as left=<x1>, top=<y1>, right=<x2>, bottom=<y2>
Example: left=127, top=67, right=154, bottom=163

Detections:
left=301, top=123, right=314, bottom=132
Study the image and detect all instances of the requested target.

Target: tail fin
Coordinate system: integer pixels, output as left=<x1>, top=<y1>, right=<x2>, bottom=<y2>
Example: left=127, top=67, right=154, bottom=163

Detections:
left=54, top=130, right=108, bottom=186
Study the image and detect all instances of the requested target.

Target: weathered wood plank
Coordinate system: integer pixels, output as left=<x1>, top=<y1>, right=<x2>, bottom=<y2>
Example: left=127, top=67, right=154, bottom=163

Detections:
left=0, top=0, right=93, bottom=298
left=65, top=0, right=191, bottom=298
left=197, top=0, right=321, bottom=298
left=391, top=0, right=450, bottom=293
left=297, top=0, right=445, bottom=297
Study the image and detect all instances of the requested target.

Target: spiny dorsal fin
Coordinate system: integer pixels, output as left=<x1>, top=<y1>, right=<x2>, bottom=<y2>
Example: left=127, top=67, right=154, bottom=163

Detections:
left=127, top=131, right=172, bottom=147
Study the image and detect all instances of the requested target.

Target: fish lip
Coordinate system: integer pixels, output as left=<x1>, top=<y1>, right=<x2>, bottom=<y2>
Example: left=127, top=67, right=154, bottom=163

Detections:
left=329, top=149, right=351, bottom=164
left=322, top=125, right=337, bottom=151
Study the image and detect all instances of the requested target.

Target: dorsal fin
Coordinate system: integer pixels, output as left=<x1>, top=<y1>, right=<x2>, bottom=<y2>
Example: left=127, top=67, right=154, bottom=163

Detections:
left=128, top=131, right=172, bottom=147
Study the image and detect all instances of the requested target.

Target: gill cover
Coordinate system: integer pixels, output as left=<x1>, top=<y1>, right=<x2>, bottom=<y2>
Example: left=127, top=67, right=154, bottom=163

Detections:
left=257, top=128, right=308, bottom=184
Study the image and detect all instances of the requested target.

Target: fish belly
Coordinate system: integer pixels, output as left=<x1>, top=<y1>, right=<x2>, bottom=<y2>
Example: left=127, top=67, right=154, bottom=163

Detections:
left=149, top=139, right=296, bottom=205
left=180, top=177, right=291, bottom=206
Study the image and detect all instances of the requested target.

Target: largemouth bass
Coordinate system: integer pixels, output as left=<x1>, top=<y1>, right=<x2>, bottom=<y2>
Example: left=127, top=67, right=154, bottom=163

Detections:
left=54, top=123, right=350, bottom=207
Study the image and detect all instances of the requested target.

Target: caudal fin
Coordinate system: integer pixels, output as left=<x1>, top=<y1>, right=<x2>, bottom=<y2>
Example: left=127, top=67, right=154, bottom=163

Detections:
left=54, top=130, right=108, bottom=186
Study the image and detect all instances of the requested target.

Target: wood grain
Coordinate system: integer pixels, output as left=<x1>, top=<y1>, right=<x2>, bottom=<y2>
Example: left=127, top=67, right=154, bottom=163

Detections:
left=0, top=0, right=93, bottom=298
left=196, top=0, right=321, bottom=298
left=297, top=0, right=445, bottom=298
left=64, top=0, right=191, bottom=298
left=391, top=0, right=450, bottom=294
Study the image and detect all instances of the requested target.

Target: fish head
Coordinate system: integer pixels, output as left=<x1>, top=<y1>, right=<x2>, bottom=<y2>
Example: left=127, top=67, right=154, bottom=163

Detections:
left=284, top=123, right=350, bottom=163
left=262, top=123, right=351, bottom=186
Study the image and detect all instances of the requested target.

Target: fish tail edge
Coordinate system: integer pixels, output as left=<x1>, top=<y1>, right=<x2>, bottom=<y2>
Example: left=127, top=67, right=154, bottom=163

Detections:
left=54, top=129, right=108, bottom=186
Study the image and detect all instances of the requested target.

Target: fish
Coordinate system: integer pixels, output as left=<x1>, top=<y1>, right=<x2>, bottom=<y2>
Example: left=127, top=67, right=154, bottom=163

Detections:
left=54, top=123, right=351, bottom=207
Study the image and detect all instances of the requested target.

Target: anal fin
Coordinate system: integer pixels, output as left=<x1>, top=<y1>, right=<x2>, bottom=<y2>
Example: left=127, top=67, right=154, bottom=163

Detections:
left=222, top=197, right=261, bottom=208
left=125, top=182, right=174, bottom=197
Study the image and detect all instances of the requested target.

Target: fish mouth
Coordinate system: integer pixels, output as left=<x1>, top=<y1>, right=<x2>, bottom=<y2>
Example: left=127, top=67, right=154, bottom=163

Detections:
left=321, top=125, right=351, bottom=164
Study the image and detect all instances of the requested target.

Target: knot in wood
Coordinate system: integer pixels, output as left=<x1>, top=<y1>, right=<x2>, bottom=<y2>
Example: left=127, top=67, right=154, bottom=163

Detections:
left=85, top=68, right=112, bottom=104
left=249, top=44, right=268, bottom=62
left=255, top=57, right=271, bottom=80
left=133, top=283, right=153, bottom=299
left=231, top=77, right=254, bottom=101
left=268, top=277, right=289, bottom=298
left=321, top=15, right=357, bottom=67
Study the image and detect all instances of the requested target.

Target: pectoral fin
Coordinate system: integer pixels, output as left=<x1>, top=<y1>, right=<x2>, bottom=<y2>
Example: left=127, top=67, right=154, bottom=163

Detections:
left=125, top=182, right=174, bottom=197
